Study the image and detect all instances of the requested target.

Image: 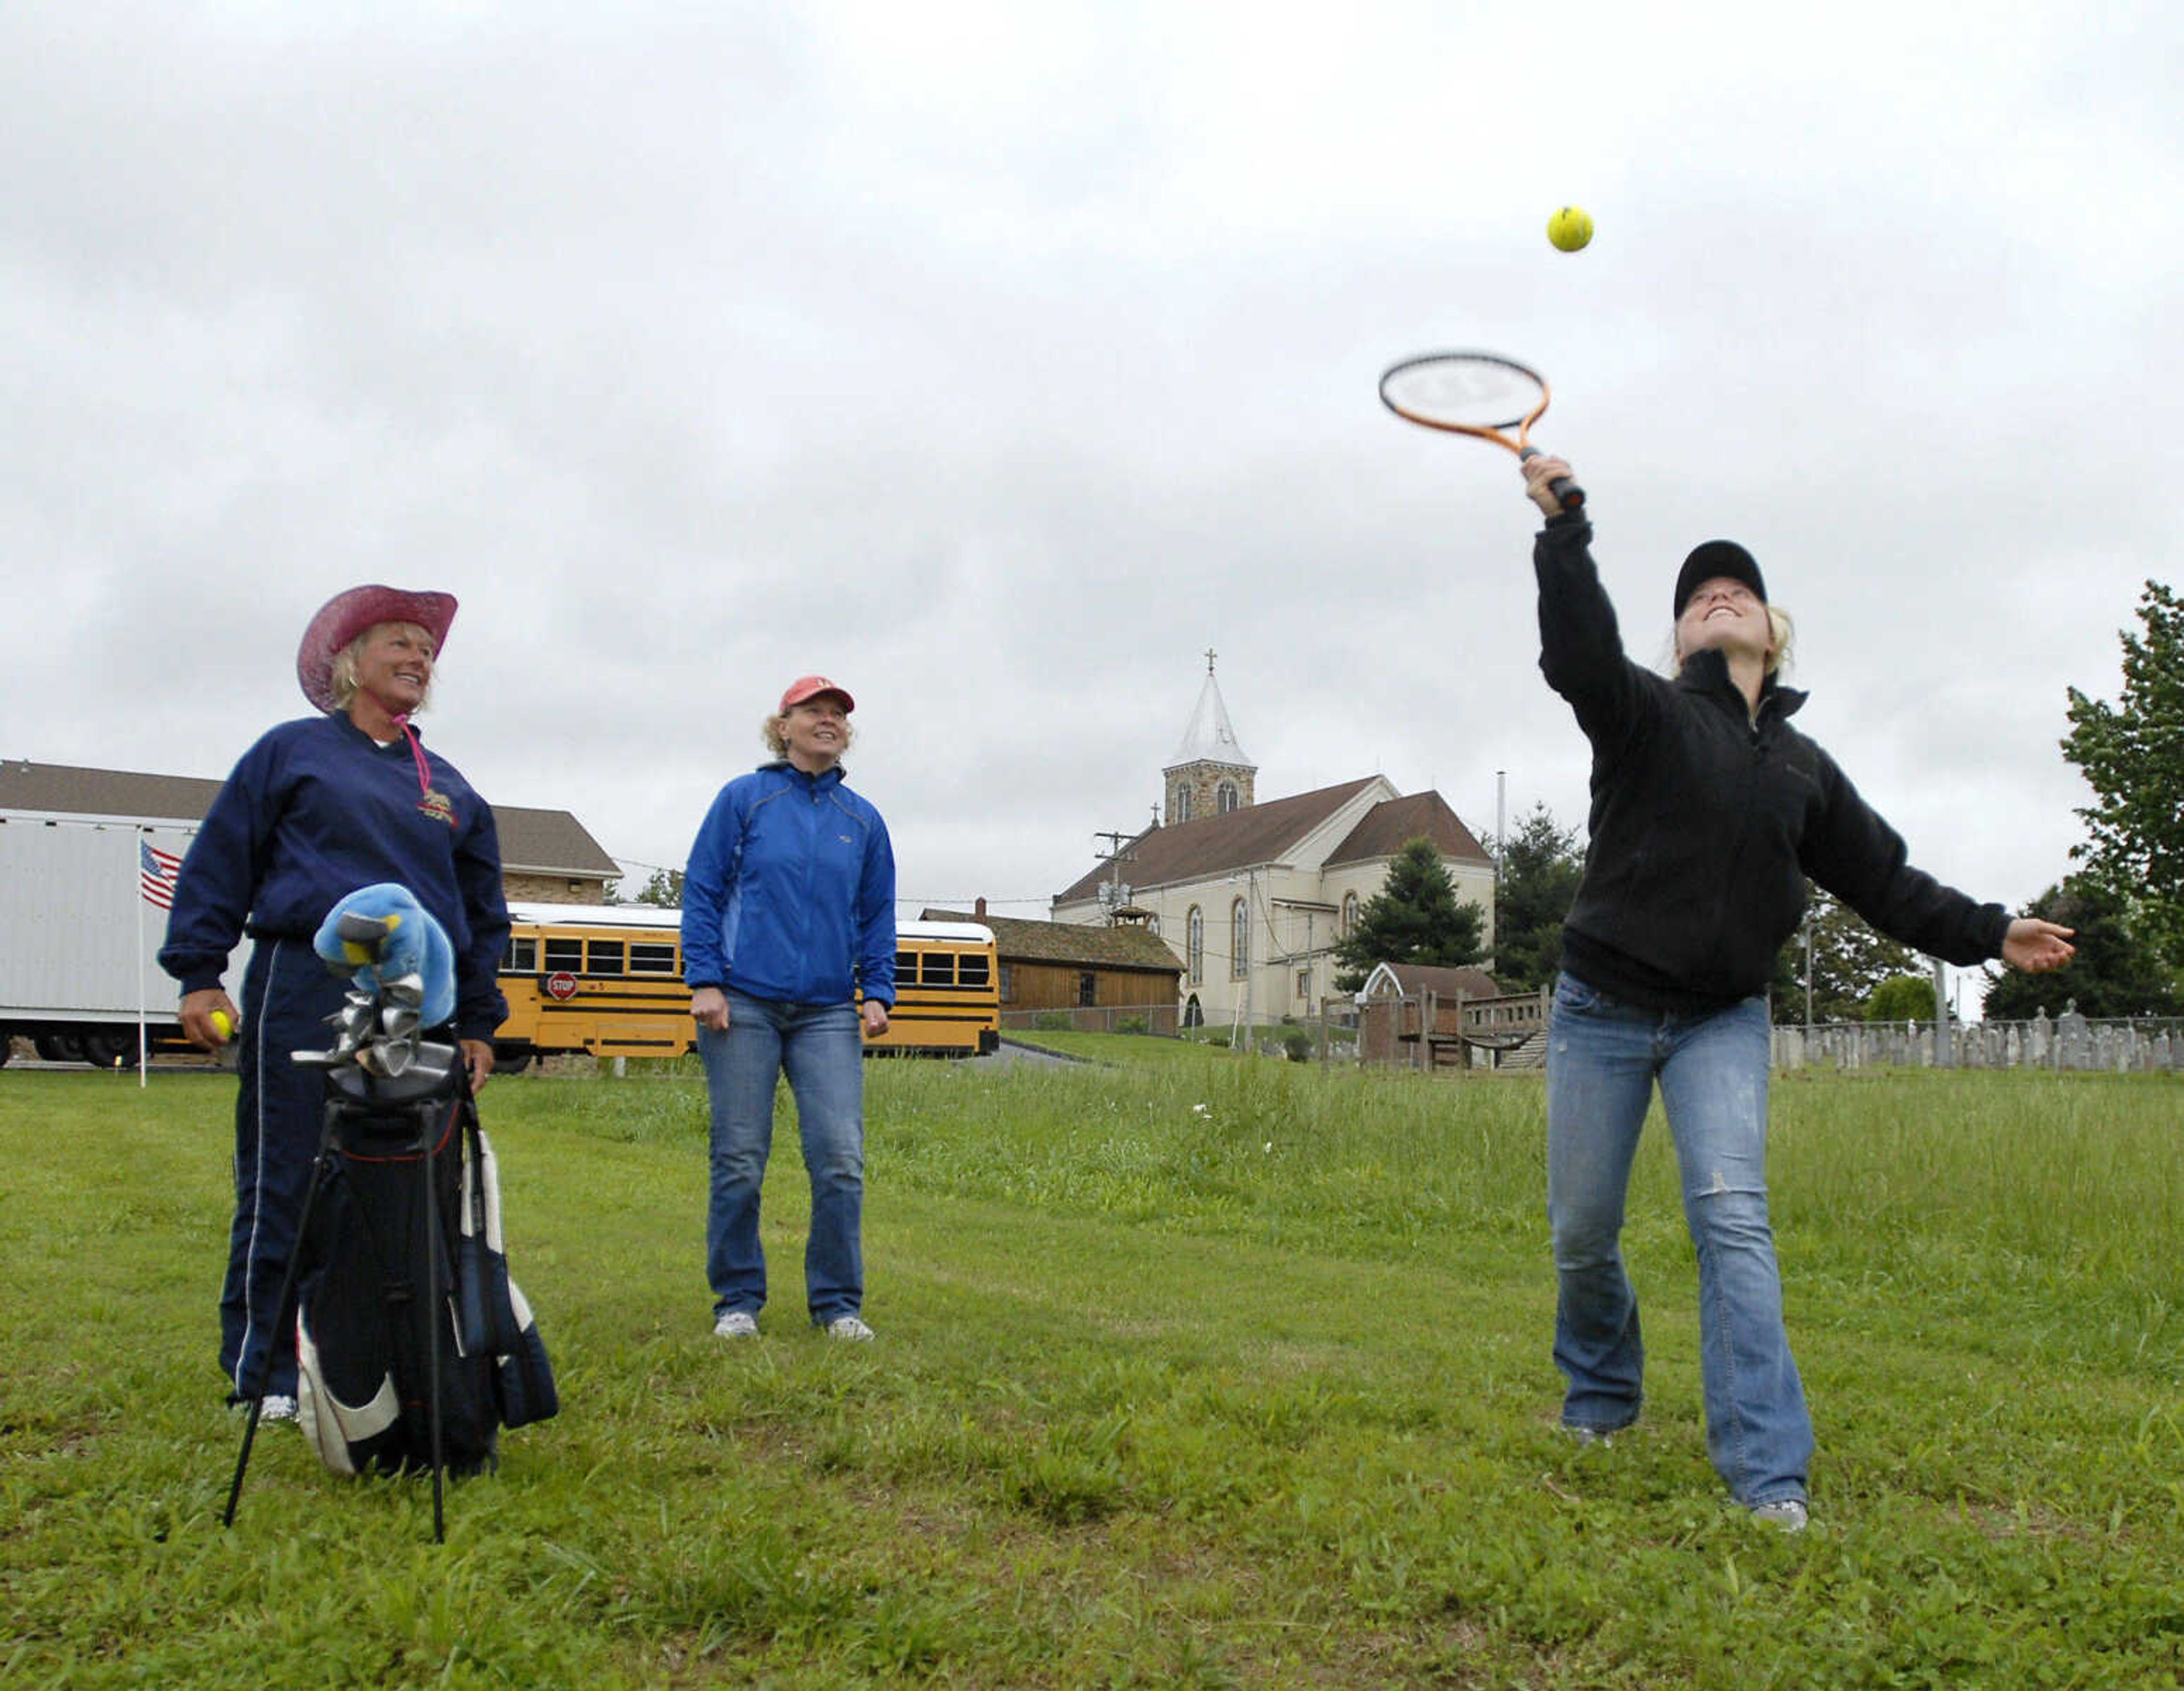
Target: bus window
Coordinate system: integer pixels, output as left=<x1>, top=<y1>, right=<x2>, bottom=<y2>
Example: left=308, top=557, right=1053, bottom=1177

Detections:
left=895, top=950, right=916, bottom=979
left=543, top=938, right=583, bottom=974
left=920, top=953, right=956, bottom=986
left=506, top=935, right=537, bottom=971
left=957, top=953, right=990, bottom=987
left=588, top=940, right=625, bottom=975
left=630, top=941, right=678, bottom=975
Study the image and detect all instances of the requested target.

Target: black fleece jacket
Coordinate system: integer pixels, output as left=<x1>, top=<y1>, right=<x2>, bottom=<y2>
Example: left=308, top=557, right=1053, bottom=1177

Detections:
left=1534, top=512, right=2012, bottom=1013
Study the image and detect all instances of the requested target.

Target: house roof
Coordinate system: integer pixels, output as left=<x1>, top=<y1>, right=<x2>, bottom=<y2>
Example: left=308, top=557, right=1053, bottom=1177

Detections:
left=922, top=909, right=1182, bottom=974
left=0, top=757, right=619, bottom=879
left=493, top=811, right=621, bottom=878
left=1165, top=663, right=1253, bottom=771
left=0, top=759, right=217, bottom=822
left=1362, top=962, right=1504, bottom=1001
left=1325, top=790, right=1491, bottom=869
left=1053, top=776, right=1383, bottom=904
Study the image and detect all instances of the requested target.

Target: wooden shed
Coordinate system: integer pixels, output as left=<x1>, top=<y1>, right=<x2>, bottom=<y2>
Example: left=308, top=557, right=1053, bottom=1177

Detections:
left=922, top=902, right=1184, bottom=1035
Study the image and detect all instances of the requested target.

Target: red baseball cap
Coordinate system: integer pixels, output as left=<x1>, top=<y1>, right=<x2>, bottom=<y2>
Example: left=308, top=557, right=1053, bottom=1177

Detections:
left=297, top=585, right=458, bottom=711
left=779, top=675, right=854, bottom=714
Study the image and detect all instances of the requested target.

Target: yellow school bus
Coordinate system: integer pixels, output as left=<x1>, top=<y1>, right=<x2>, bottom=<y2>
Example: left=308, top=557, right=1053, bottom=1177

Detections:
left=494, top=905, right=999, bottom=1068
left=867, top=919, right=1003, bottom=1059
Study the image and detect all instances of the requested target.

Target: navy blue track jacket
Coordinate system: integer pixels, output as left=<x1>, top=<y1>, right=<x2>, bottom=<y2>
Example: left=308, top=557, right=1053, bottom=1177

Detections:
left=159, top=713, right=511, bottom=1040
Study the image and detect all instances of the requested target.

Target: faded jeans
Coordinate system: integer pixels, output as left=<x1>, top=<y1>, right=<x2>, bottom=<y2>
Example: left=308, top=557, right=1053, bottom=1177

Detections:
left=1545, top=971, right=1812, bottom=1506
left=698, top=991, right=866, bottom=1325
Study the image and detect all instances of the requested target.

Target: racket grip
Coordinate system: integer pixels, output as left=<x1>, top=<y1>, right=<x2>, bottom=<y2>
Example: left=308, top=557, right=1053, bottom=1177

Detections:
left=1518, top=446, right=1586, bottom=511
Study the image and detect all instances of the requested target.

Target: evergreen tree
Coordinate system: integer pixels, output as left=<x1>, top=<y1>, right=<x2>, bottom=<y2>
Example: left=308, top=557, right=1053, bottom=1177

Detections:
left=1767, top=886, right=1924, bottom=1024
left=1331, top=837, right=1486, bottom=992
left=1980, top=879, right=2181, bottom=1020
left=1490, top=803, right=1584, bottom=991
left=2063, top=580, right=2184, bottom=965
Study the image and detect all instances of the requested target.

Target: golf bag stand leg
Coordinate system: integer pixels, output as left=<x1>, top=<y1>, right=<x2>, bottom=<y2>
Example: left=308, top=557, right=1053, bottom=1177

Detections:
left=222, top=1095, right=341, bottom=1529
left=424, top=1109, right=446, bottom=1544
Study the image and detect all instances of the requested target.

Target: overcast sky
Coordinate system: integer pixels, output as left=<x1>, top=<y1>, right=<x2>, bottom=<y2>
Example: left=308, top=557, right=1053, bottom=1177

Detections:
left=5, top=2, right=2178, bottom=1000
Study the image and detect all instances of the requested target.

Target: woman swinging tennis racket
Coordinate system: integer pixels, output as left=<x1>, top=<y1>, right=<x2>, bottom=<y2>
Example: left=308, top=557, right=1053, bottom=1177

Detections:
left=1518, top=452, right=2075, bottom=1532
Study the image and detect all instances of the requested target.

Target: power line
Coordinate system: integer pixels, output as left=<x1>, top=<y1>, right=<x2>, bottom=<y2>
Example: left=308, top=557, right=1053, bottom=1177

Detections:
left=899, top=895, right=1057, bottom=908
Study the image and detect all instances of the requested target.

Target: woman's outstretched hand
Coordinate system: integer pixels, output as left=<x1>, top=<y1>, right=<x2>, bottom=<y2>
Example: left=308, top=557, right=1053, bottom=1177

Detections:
left=2001, top=918, right=2075, bottom=973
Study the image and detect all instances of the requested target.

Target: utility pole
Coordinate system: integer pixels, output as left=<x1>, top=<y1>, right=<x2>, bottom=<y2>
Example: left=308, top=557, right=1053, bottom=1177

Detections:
left=1494, top=770, right=1507, bottom=967
left=1495, top=770, right=1507, bottom=887
left=1093, top=829, right=1138, bottom=924
left=1804, top=909, right=1814, bottom=1032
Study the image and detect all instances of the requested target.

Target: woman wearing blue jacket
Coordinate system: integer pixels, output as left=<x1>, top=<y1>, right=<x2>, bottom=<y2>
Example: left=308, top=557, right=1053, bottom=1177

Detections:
left=1517, top=454, right=2075, bottom=1532
left=160, top=584, right=510, bottom=1420
left=683, top=675, right=896, bottom=1342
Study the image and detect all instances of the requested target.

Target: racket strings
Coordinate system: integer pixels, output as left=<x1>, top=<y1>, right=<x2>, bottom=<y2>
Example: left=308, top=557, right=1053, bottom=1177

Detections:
left=1380, top=354, right=1547, bottom=431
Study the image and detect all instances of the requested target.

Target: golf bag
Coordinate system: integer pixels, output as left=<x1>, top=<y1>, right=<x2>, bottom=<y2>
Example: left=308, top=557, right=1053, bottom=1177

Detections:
left=224, top=895, right=556, bottom=1540
left=294, top=1066, right=558, bottom=1479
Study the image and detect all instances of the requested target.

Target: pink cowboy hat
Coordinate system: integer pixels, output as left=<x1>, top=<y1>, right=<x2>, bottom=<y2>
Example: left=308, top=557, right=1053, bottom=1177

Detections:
left=296, top=585, right=459, bottom=712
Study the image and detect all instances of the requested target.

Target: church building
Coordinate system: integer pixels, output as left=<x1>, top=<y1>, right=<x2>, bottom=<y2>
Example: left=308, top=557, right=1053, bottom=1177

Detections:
left=1050, top=658, right=1496, bottom=1030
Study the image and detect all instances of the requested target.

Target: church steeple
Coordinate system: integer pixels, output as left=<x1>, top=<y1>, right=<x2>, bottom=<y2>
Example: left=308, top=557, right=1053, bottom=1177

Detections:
left=1163, top=650, right=1256, bottom=825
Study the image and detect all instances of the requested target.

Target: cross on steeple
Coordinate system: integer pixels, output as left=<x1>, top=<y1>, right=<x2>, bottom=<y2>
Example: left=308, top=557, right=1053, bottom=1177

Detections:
left=1204, top=647, right=1217, bottom=674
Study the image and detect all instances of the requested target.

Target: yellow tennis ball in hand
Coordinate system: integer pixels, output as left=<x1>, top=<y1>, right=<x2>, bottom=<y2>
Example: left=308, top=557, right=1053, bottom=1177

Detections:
left=210, top=1009, right=234, bottom=1041
left=1547, top=205, right=1594, bottom=253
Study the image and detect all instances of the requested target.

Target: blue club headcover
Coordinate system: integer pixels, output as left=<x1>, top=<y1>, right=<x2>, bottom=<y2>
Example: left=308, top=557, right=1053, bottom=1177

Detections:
left=312, top=883, right=458, bottom=1029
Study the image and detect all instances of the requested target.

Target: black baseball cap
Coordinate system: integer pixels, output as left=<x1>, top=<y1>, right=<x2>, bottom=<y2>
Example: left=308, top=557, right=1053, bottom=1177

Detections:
left=1674, top=541, right=1767, bottom=617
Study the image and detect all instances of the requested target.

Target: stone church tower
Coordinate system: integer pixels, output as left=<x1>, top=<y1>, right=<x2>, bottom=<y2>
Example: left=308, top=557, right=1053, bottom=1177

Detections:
left=1163, top=651, right=1256, bottom=825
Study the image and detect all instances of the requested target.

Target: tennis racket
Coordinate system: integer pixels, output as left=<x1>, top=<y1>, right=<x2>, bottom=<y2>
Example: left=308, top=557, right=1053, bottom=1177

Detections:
left=1378, top=350, right=1584, bottom=511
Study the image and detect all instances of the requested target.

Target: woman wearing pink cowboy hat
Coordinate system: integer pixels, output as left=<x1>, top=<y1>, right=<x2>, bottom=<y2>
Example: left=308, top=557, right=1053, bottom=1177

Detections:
left=159, top=585, right=511, bottom=1422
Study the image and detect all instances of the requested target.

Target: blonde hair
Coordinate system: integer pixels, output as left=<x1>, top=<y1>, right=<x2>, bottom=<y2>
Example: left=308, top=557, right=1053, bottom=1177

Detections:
left=762, top=712, right=855, bottom=758
left=1670, top=603, right=1796, bottom=679
left=1764, top=605, right=1796, bottom=677
left=328, top=622, right=436, bottom=713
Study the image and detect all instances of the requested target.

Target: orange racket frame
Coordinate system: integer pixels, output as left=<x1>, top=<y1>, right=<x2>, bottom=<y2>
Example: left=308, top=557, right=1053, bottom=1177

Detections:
left=1379, top=351, right=1584, bottom=510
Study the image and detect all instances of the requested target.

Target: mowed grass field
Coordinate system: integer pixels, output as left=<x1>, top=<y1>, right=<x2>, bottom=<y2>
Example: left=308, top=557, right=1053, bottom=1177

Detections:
left=3, top=1045, right=2179, bottom=1688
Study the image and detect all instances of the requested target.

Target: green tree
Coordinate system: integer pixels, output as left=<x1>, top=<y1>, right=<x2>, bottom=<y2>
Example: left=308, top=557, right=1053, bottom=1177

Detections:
left=633, top=867, right=685, bottom=908
left=2063, top=580, right=2184, bottom=965
left=1331, top=837, right=1486, bottom=993
left=1865, top=972, right=1938, bottom=1023
left=1490, top=803, right=1584, bottom=991
left=1980, top=879, right=2182, bottom=1020
left=1768, top=886, right=1925, bottom=1024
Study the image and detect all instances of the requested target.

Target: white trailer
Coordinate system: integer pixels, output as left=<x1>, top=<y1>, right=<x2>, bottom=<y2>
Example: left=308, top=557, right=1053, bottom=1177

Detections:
left=0, top=809, right=247, bottom=1068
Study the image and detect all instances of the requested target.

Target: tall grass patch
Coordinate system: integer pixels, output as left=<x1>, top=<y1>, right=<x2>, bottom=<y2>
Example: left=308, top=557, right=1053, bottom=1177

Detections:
left=2, top=1059, right=2179, bottom=1686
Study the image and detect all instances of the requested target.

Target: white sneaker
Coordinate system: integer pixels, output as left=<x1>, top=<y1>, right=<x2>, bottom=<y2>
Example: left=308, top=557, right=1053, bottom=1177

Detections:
left=713, top=1310, right=759, bottom=1339
left=1749, top=1499, right=1809, bottom=1532
left=823, top=1314, right=875, bottom=1342
left=259, top=1394, right=299, bottom=1423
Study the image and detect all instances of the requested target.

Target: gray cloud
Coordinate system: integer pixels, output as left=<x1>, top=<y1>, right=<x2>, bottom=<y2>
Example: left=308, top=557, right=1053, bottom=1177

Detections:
left=5, top=3, right=2177, bottom=1002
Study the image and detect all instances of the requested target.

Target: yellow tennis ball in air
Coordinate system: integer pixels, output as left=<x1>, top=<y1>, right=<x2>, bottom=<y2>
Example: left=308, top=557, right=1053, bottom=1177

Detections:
left=1548, top=205, right=1594, bottom=252
left=210, top=1009, right=234, bottom=1041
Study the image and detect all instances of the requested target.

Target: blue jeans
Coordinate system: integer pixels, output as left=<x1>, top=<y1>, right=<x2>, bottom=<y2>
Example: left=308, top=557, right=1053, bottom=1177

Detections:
left=698, top=992, right=866, bottom=1325
left=1545, top=972, right=1811, bottom=1507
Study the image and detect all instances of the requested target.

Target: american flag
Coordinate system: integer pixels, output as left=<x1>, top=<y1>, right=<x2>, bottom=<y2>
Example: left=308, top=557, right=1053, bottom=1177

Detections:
left=139, top=840, right=183, bottom=909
